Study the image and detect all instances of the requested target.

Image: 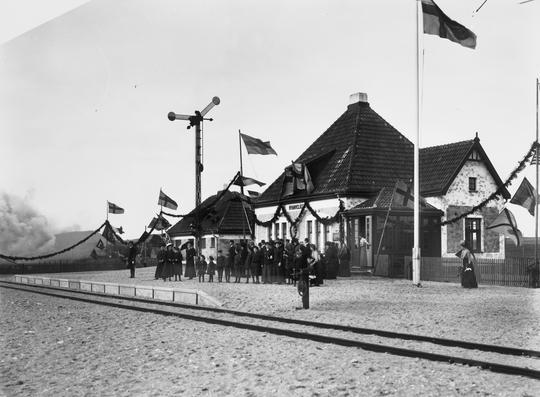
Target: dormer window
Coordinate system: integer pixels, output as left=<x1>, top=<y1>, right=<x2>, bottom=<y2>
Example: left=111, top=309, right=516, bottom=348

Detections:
left=469, top=177, right=477, bottom=192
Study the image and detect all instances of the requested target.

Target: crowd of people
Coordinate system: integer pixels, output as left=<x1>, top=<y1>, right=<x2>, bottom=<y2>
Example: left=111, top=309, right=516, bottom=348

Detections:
left=151, top=238, right=349, bottom=286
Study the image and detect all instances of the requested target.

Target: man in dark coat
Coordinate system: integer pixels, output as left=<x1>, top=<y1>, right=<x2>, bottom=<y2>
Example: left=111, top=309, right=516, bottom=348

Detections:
left=338, top=241, right=351, bottom=277
left=274, top=240, right=285, bottom=284
left=126, top=241, right=137, bottom=278
left=262, top=241, right=274, bottom=284
left=155, top=245, right=166, bottom=280
left=216, top=250, right=226, bottom=282
left=227, top=240, right=236, bottom=282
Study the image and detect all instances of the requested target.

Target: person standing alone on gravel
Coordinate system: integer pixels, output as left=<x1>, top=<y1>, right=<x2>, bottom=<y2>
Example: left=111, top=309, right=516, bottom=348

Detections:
left=126, top=241, right=137, bottom=278
left=457, top=240, right=478, bottom=289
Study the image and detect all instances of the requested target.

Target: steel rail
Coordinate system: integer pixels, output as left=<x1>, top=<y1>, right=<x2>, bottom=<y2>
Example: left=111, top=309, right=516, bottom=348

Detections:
left=1, top=280, right=538, bottom=359
left=1, top=281, right=539, bottom=380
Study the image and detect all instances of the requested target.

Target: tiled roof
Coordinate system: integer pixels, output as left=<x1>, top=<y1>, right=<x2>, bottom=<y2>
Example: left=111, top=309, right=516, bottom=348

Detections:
left=420, top=139, right=473, bottom=196
left=256, top=101, right=414, bottom=205
left=420, top=138, right=510, bottom=198
left=255, top=101, right=509, bottom=206
left=168, top=190, right=254, bottom=237
left=351, top=187, right=441, bottom=213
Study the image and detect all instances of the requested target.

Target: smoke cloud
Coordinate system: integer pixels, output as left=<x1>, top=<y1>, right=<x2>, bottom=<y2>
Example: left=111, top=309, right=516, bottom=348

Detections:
left=0, top=192, right=56, bottom=257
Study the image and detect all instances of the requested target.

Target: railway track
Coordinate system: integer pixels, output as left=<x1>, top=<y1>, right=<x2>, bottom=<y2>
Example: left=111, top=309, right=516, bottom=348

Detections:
left=1, top=279, right=539, bottom=380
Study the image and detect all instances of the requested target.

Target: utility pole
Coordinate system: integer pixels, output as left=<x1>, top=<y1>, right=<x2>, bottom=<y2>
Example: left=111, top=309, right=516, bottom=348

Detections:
left=168, top=97, right=220, bottom=256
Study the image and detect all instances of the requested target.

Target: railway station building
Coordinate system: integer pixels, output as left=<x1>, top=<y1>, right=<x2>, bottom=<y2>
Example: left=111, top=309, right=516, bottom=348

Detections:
left=168, top=190, right=254, bottom=260
left=253, top=92, right=510, bottom=276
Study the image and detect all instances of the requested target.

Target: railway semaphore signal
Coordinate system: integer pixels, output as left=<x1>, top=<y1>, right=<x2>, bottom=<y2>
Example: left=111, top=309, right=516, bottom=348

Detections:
left=167, top=96, right=220, bottom=255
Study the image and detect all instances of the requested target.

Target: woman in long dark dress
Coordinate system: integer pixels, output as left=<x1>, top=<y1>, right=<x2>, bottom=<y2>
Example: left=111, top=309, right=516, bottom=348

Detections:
left=184, top=242, right=197, bottom=279
left=457, top=240, right=478, bottom=289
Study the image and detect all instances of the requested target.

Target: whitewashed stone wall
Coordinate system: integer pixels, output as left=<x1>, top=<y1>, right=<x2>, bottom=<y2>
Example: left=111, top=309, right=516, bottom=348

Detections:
left=425, top=160, right=505, bottom=259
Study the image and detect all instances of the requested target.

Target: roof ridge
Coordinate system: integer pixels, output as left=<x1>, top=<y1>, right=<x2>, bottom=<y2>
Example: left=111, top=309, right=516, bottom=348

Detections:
left=345, top=106, right=362, bottom=189
left=421, top=139, right=474, bottom=151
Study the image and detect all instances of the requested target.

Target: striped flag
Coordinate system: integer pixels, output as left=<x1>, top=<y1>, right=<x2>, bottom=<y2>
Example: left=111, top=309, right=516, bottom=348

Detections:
left=158, top=189, right=178, bottom=210
left=107, top=201, right=124, bottom=214
left=486, top=208, right=522, bottom=246
left=422, top=0, right=477, bottom=49
left=240, top=133, right=278, bottom=155
left=510, top=177, right=537, bottom=216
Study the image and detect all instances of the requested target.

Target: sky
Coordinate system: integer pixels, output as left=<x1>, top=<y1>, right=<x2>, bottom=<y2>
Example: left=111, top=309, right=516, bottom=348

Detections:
left=1, top=0, right=539, bottom=240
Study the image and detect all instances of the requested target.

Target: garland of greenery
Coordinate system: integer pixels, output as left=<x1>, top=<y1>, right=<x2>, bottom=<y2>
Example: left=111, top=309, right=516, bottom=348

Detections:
left=254, top=199, right=345, bottom=238
left=441, top=141, right=538, bottom=226
left=0, top=221, right=107, bottom=262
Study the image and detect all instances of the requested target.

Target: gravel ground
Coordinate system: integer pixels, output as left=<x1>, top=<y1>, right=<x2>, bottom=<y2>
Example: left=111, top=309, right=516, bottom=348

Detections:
left=23, top=267, right=540, bottom=350
left=1, top=288, right=539, bottom=397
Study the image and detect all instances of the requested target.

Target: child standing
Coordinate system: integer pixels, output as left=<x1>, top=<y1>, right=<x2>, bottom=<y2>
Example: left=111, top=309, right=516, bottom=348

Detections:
left=207, top=256, right=216, bottom=282
left=197, top=255, right=207, bottom=282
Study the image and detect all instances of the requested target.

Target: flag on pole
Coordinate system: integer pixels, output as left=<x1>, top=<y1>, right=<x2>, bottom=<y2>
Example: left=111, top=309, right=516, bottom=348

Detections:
left=233, top=174, right=266, bottom=187
left=510, top=177, right=537, bottom=216
left=240, top=133, right=278, bottom=155
left=96, top=239, right=105, bottom=250
left=158, top=189, right=178, bottom=210
left=422, top=0, right=477, bottom=49
left=282, top=162, right=314, bottom=197
left=486, top=208, right=523, bottom=246
left=392, top=181, right=415, bottom=209
left=107, top=201, right=124, bottom=214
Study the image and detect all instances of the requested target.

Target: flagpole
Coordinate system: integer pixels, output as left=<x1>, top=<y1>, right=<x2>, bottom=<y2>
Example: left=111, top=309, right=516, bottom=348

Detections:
left=534, top=78, right=540, bottom=274
left=412, top=0, right=422, bottom=286
left=239, top=129, right=246, bottom=242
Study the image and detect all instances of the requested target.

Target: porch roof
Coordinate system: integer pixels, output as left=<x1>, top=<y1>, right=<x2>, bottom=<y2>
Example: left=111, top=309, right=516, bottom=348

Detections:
left=345, top=187, right=443, bottom=216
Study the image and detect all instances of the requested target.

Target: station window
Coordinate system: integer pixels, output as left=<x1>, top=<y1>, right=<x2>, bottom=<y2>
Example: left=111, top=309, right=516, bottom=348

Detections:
left=210, top=237, right=215, bottom=248
left=201, top=238, right=207, bottom=249
left=465, top=218, right=482, bottom=253
left=469, top=177, right=477, bottom=192
left=307, top=220, right=313, bottom=243
left=281, top=222, right=287, bottom=240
